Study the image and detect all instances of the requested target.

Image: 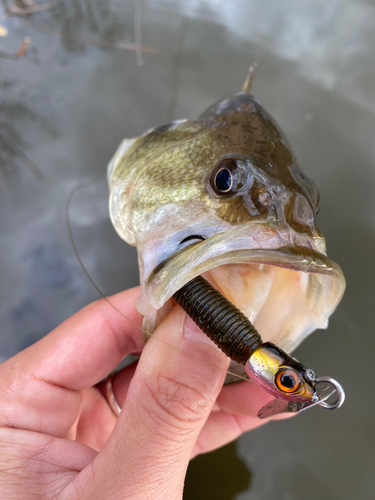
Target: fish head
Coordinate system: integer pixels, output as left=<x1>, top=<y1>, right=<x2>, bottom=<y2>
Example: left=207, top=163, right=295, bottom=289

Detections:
left=108, top=91, right=345, bottom=355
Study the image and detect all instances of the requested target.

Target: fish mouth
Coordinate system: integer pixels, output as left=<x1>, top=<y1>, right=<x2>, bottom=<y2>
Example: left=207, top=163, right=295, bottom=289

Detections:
left=142, top=229, right=345, bottom=354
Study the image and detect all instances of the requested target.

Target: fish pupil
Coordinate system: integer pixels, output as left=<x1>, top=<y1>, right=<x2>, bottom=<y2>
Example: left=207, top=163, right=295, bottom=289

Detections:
left=280, top=373, right=297, bottom=389
left=215, top=168, right=232, bottom=192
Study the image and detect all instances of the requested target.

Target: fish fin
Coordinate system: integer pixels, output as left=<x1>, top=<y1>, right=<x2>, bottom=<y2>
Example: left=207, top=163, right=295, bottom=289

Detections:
left=241, top=62, right=258, bottom=93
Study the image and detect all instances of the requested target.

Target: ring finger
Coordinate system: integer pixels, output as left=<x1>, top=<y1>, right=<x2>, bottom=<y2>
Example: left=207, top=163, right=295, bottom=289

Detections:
left=76, top=360, right=139, bottom=451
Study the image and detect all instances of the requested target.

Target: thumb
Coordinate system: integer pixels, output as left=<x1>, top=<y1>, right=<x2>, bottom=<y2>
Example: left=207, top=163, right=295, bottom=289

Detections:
left=80, top=304, right=229, bottom=500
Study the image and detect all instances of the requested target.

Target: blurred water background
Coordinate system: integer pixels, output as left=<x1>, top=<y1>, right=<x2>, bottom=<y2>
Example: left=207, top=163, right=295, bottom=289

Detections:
left=0, top=1, right=374, bottom=498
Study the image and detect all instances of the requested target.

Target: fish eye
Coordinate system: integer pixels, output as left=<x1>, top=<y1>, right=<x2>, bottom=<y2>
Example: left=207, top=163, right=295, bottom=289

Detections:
left=211, top=159, right=238, bottom=195
left=215, top=168, right=232, bottom=192
left=275, top=368, right=301, bottom=393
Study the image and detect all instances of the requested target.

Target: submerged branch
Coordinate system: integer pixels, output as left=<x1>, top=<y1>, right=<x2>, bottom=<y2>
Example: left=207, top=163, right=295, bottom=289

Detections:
left=22, top=19, right=157, bottom=53
left=0, top=36, right=31, bottom=59
left=2, top=1, right=56, bottom=17
left=0, top=135, right=44, bottom=180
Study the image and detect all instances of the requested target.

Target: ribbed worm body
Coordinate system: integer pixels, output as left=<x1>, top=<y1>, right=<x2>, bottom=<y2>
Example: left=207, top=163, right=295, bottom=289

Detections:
left=173, top=275, right=262, bottom=364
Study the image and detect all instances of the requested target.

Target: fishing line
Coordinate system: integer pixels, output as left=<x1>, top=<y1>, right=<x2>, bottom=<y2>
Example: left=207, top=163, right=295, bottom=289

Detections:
left=66, top=181, right=250, bottom=383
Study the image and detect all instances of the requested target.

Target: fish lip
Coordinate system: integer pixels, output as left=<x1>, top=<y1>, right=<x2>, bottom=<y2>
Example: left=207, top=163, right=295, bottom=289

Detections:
left=144, top=241, right=346, bottom=312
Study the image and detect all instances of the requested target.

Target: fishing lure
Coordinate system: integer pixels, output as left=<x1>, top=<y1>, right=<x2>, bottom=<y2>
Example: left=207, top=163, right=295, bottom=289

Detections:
left=107, top=65, right=346, bottom=418
left=173, top=275, right=344, bottom=418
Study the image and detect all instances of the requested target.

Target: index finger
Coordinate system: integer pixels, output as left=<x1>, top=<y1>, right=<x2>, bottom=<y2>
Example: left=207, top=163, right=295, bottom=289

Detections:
left=31, top=286, right=144, bottom=389
left=0, top=287, right=144, bottom=435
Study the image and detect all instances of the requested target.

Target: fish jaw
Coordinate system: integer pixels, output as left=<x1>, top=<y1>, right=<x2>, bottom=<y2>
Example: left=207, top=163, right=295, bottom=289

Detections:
left=137, top=228, right=345, bottom=355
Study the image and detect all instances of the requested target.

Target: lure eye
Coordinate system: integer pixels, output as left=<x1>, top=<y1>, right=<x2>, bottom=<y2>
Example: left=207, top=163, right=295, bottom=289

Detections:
left=275, top=369, right=301, bottom=394
left=211, top=159, right=238, bottom=195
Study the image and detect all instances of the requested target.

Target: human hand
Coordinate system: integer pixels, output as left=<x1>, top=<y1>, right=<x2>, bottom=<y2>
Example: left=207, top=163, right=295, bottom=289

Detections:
left=0, top=286, right=277, bottom=500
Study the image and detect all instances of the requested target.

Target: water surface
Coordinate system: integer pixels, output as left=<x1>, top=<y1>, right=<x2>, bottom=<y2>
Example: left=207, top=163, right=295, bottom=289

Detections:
left=1, top=1, right=374, bottom=498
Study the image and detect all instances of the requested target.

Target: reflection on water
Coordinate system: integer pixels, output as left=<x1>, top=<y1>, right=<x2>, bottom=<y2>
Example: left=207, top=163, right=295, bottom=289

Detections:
left=0, top=78, right=48, bottom=181
left=1, top=1, right=375, bottom=498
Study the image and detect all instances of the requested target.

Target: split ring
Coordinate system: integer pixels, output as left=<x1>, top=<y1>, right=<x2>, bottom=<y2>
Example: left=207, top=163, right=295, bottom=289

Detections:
left=316, top=376, right=346, bottom=410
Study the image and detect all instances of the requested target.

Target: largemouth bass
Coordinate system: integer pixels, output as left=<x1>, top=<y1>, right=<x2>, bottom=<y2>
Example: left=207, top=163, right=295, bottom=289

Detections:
left=107, top=69, right=346, bottom=415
